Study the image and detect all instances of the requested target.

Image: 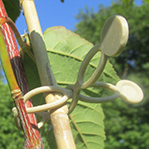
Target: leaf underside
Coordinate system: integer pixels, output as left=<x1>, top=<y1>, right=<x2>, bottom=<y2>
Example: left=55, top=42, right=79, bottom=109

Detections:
left=23, top=26, right=119, bottom=149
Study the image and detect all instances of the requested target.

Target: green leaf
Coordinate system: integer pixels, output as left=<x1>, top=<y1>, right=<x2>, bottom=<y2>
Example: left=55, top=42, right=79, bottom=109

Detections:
left=23, top=26, right=119, bottom=148
left=3, top=0, right=20, bottom=22
left=121, top=0, right=134, bottom=6
left=69, top=101, right=105, bottom=149
left=143, top=0, right=149, bottom=3
left=44, top=26, right=119, bottom=85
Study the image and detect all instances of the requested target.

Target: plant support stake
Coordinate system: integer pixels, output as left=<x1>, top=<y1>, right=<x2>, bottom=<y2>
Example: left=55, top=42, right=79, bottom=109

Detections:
left=21, top=0, right=76, bottom=148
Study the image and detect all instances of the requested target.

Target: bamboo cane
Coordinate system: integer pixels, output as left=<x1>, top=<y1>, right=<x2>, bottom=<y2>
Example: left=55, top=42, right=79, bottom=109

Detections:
left=20, top=0, right=76, bottom=148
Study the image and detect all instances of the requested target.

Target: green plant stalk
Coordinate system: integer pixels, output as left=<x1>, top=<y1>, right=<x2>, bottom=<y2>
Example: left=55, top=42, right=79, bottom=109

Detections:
left=0, top=30, right=18, bottom=90
left=0, top=0, right=42, bottom=144
left=0, top=28, right=42, bottom=148
left=21, top=0, right=76, bottom=148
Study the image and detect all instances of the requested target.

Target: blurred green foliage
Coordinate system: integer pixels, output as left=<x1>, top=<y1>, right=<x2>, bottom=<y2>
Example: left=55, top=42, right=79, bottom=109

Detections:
left=75, top=0, right=149, bottom=148
left=0, top=81, right=24, bottom=148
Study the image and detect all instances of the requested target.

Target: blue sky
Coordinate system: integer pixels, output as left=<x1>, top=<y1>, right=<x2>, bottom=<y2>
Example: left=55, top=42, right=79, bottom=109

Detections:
left=15, top=0, right=142, bottom=35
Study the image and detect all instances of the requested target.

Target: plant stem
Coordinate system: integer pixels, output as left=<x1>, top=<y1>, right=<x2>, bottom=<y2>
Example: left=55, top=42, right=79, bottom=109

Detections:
left=0, top=28, right=42, bottom=148
left=21, top=0, right=76, bottom=148
left=0, top=0, right=43, bottom=148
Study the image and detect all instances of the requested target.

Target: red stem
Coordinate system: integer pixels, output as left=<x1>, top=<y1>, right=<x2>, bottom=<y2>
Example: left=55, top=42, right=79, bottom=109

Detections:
left=12, top=89, right=42, bottom=148
left=0, top=0, right=42, bottom=147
